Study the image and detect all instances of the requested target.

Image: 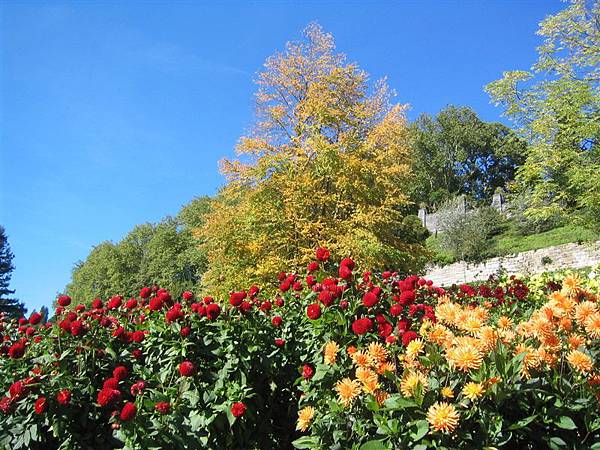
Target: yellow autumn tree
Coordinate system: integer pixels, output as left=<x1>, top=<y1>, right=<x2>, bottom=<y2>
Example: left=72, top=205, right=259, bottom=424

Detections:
left=200, top=23, right=427, bottom=294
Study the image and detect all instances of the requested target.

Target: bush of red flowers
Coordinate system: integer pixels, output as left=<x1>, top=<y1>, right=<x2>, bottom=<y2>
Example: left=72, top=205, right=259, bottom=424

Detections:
left=0, top=250, right=597, bottom=449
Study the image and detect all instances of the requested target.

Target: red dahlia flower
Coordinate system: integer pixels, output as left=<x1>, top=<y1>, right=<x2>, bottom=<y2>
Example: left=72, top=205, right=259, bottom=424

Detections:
left=103, top=378, right=120, bottom=390
left=362, top=291, right=378, bottom=308
left=390, top=304, right=403, bottom=317
left=378, top=321, right=393, bottom=337
left=28, top=312, right=42, bottom=325
left=307, top=303, right=321, bottom=320
left=229, top=291, right=247, bottom=307
left=248, top=285, right=260, bottom=298
left=302, top=364, right=314, bottom=379
left=0, top=397, right=13, bottom=414
left=401, top=331, right=418, bottom=346
left=34, top=396, right=47, bottom=414
left=315, top=247, right=330, bottom=261
left=70, top=320, right=85, bottom=337
left=92, top=299, right=103, bottom=309
left=148, top=298, right=164, bottom=311
left=340, top=257, right=355, bottom=270
left=56, top=389, right=71, bottom=405
left=9, top=381, right=26, bottom=399
left=120, top=402, right=136, bottom=421
left=132, top=330, right=145, bottom=343
left=155, top=402, right=170, bottom=414
left=57, top=295, right=71, bottom=307
left=351, top=317, right=373, bottom=335
left=165, top=308, right=183, bottom=323
left=399, top=290, right=415, bottom=305
left=397, top=319, right=410, bottom=332
left=139, top=287, right=152, bottom=299
left=271, top=316, right=282, bottom=327
left=179, top=361, right=196, bottom=377
left=130, top=381, right=146, bottom=396
left=125, top=298, right=138, bottom=309
left=107, top=296, right=122, bottom=310
left=8, top=342, right=25, bottom=359
left=339, top=264, right=353, bottom=280
left=230, top=402, right=246, bottom=417
left=97, top=388, right=121, bottom=407
left=113, top=366, right=129, bottom=381
left=206, top=303, right=221, bottom=320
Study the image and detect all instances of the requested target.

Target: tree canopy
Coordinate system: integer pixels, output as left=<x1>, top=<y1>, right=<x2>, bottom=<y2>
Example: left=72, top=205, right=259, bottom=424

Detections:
left=0, top=225, right=26, bottom=318
left=486, top=0, right=600, bottom=229
left=65, top=197, right=211, bottom=304
left=410, top=106, right=526, bottom=207
left=199, top=23, right=428, bottom=294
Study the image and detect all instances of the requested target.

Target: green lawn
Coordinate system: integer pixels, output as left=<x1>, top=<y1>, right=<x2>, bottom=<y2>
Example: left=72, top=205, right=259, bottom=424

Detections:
left=426, top=223, right=600, bottom=266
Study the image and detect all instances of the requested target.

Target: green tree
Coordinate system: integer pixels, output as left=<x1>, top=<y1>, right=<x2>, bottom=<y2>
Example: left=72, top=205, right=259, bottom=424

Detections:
left=486, top=0, right=600, bottom=229
left=410, top=105, right=526, bottom=207
left=0, top=225, right=26, bottom=318
left=66, top=206, right=209, bottom=304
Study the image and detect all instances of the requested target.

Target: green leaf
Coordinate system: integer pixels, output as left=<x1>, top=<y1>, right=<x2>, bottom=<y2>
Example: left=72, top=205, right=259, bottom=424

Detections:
left=555, top=416, right=576, bottom=430
left=292, top=435, right=320, bottom=449
left=189, top=412, right=203, bottom=432
left=359, top=440, right=390, bottom=450
left=411, top=420, right=429, bottom=442
left=548, top=436, right=567, bottom=449
left=383, top=395, right=417, bottom=410
left=507, top=415, right=537, bottom=430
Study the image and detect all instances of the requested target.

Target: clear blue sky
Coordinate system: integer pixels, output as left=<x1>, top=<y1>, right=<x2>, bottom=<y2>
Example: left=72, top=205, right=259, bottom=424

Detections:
left=1, top=0, right=563, bottom=313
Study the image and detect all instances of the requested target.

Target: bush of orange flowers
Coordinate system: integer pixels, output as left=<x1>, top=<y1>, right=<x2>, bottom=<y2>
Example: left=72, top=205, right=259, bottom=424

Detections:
left=0, top=250, right=598, bottom=449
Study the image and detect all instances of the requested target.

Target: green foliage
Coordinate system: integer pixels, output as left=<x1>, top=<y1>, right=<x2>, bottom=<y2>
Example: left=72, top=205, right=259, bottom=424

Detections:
left=410, top=105, right=526, bottom=206
left=428, top=222, right=600, bottom=266
left=486, top=0, right=600, bottom=230
left=0, top=225, right=26, bottom=318
left=66, top=216, right=208, bottom=305
left=506, top=189, right=564, bottom=235
left=435, top=199, right=505, bottom=262
left=1, top=254, right=599, bottom=449
left=494, top=223, right=600, bottom=256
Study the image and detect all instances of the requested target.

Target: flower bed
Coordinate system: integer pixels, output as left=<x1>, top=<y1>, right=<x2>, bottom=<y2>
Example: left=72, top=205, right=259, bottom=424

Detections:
left=1, top=251, right=598, bottom=449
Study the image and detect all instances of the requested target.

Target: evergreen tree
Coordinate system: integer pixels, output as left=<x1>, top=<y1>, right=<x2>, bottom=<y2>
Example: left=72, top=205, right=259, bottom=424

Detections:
left=0, top=226, right=26, bottom=318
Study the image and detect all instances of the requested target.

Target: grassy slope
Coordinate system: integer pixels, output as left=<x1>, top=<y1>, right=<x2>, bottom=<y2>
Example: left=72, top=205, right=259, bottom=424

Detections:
left=426, top=223, right=600, bottom=266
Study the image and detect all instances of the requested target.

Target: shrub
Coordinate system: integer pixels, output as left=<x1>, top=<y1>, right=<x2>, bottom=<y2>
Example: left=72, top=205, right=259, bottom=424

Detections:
left=0, top=252, right=598, bottom=449
left=436, top=198, right=505, bottom=262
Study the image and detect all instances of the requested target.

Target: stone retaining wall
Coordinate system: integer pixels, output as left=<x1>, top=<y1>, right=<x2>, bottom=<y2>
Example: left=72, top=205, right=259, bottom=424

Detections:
left=424, top=240, right=600, bottom=286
